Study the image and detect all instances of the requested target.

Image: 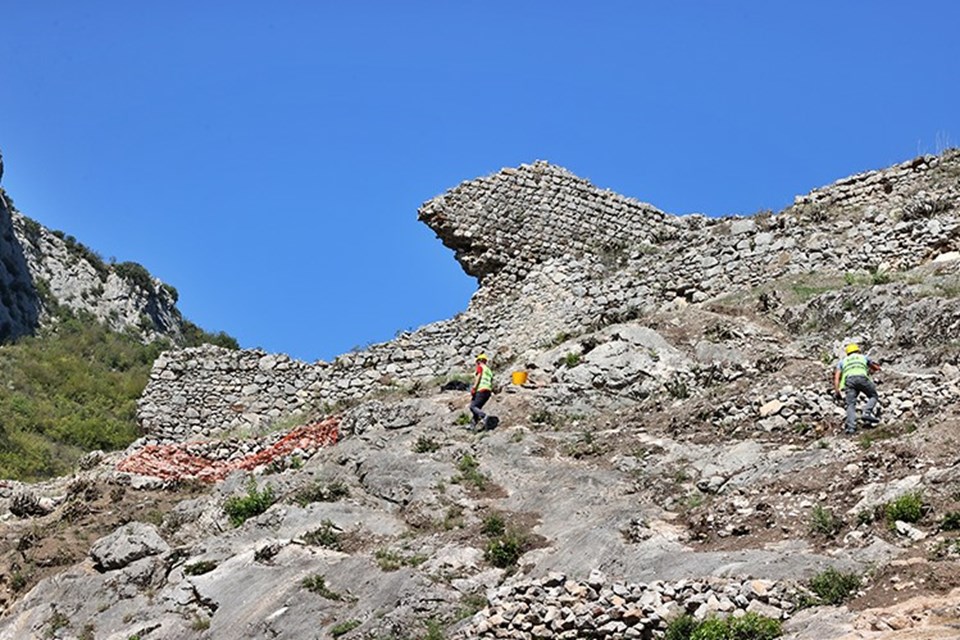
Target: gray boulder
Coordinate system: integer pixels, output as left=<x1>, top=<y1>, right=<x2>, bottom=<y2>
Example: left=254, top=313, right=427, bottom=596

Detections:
left=90, top=522, right=170, bottom=571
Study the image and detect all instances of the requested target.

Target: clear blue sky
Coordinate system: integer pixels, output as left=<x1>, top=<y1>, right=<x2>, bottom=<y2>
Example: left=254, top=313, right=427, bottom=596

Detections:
left=2, top=2, right=958, bottom=362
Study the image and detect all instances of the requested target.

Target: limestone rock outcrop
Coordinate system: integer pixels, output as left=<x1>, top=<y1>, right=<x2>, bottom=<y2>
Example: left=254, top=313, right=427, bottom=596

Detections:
left=0, top=148, right=185, bottom=343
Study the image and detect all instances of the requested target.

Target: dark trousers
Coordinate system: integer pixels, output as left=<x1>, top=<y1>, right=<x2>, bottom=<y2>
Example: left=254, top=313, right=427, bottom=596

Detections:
left=844, top=375, right=878, bottom=430
left=470, top=390, right=491, bottom=424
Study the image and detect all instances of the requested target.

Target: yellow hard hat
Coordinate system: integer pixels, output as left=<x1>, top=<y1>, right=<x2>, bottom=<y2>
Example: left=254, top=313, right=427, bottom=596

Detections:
left=475, top=353, right=488, bottom=361
left=845, top=343, right=860, bottom=355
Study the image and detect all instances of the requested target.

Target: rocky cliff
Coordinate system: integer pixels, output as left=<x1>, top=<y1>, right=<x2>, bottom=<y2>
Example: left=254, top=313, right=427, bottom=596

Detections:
left=0, top=153, right=184, bottom=344
left=2, top=152, right=960, bottom=639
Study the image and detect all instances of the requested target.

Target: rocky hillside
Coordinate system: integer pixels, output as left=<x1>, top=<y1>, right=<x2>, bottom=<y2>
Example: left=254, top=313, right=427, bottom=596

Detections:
left=0, top=152, right=183, bottom=344
left=2, top=152, right=960, bottom=639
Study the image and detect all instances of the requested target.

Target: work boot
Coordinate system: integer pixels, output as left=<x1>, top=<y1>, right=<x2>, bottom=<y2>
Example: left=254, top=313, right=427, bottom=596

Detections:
left=862, top=414, right=880, bottom=425
left=844, top=426, right=857, bottom=435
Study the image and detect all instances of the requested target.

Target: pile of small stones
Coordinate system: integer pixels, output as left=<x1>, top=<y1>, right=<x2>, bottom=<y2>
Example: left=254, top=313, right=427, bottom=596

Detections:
left=455, top=572, right=803, bottom=639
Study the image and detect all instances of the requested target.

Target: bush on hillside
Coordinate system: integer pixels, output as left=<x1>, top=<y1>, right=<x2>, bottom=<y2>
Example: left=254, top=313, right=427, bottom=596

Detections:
left=0, top=309, right=168, bottom=480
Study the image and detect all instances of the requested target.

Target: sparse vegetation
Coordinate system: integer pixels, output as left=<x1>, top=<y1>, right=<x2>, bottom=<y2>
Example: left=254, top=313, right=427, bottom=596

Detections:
left=183, top=560, right=218, bottom=576
left=414, top=435, right=441, bottom=453
left=940, top=510, right=960, bottom=531
left=809, top=567, right=861, bottom=605
left=292, top=479, right=349, bottom=506
left=301, top=574, right=344, bottom=600
left=484, top=526, right=530, bottom=569
left=374, top=548, right=427, bottom=572
left=223, top=480, right=276, bottom=526
left=481, top=512, right=507, bottom=538
left=563, top=352, right=581, bottom=368
left=884, top=492, right=924, bottom=526
left=664, top=376, right=689, bottom=399
left=189, top=614, right=211, bottom=631
left=303, top=520, right=342, bottom=550
left=810, top=504, right=843, bottom=538
left=529, top=409, right=556, bottom=426
left=453, top=453, right=488, bottom=490
left=331, top=619, right=362, bottom=637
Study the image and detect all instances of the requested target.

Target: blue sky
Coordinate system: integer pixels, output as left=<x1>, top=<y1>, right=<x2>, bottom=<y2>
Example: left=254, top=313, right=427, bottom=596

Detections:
left=2, top=2, right=958, bottom=362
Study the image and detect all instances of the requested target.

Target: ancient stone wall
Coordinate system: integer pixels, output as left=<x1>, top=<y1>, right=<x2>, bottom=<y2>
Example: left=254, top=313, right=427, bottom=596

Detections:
left=136, top=151, right=960, bottom=440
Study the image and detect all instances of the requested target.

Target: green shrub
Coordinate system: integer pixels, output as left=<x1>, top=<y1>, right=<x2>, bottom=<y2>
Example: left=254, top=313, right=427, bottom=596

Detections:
left=223, top=480, right=276, bottom=526
left=423, top=618, right=444, bottom=640
left=183, top=560, right=218, bottom=576
left=484, top=529, right=529, bottom=569
left=884, top=492, right=924, bottom=525
left=180, top=319, right=240, bottom=350
left=331, top=620, right=361, bottom=637
left=691, top=613, right=782, bottom=640
left=301, top=574, right=343, bottom=600
left=665, top=614, right=699, bottom=640
left=374, top=548, right=427, bottom=572
left=563, top=352, right=581, bottom=368
left=454, top=454, right=488, bottom=490
left=414, top=436, right=441, bottom=453
left=940, top=510, right=960, bottom=531
left=810, top=505, right=843, bottom=538
left=809, top=567, right=861, bottom=605
left=529, top=409, right=555, bottom=425
left=665, top=612, right=781, bottom=640
left=303, top=520, right=341, bottom=550
left=481, top=513, right=506, bottom=538
left=113, top=261, right=155, bottom=293
left=0, top=309, right=171, bottom=480
left=454, top=412, right=472, bottom=426
left=292, top=479, right=349, bottom=507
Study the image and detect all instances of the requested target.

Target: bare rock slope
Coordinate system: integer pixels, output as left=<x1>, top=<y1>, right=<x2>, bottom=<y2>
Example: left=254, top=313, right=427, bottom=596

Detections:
left=3, top=152, right=960, bottom=639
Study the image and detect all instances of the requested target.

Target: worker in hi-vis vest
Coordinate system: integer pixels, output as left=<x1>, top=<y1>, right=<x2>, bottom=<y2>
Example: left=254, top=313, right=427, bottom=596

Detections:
left=469, top=354, right=494, bottom=430
left=833, top=343, right=882, bottom=434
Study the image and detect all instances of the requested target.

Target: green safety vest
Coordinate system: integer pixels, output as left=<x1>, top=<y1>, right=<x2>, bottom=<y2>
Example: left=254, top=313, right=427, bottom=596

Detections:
left=840, top=353, right=869, bottom=388
left=476, top=364, right=494, bottom=392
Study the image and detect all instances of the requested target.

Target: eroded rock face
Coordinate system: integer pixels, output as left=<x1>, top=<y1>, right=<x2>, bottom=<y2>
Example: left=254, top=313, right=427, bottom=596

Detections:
left=90, top=522, right=170, bottom=571
left=0, top=150, right=185, bottom=344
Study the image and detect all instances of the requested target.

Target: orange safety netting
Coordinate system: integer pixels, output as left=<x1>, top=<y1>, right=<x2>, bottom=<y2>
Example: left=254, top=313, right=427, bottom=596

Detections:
left=116, top=418, right=340, bottom=483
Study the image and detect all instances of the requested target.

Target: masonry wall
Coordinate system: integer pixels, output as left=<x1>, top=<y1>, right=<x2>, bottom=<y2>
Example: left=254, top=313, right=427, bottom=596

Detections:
left=137, top=151, right=960, bottom=440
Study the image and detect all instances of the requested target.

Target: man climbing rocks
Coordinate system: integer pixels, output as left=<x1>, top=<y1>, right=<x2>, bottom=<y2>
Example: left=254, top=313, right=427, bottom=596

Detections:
left=469, top=353, right=494, bottom=430
left=833, top=343, right=882, bottom=434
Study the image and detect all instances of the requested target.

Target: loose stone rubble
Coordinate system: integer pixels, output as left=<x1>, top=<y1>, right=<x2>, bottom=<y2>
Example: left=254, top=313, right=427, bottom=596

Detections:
left=455, top=572, right=803, bottom=639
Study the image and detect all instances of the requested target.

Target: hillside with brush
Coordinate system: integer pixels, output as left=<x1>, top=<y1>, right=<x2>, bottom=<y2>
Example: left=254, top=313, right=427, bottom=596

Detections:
left=2, top=151, right=960, bottom=639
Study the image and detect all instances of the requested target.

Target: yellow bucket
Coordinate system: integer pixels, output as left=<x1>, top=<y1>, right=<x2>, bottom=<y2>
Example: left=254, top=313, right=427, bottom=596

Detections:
left=511, top=371, right=528, bottom=385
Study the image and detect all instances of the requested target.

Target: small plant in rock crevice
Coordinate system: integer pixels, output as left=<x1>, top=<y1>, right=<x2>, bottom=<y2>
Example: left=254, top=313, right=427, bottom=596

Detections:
left=183, top=560, right=218, bottom=576
left=292, top=479, right=350, bottom=507
left=330, top=620, right=362, bottom=637
left=223, top=480, right=276, bottom=527
left=303, top=520, right=342, bottom=549
left=301, top=574, right=344, bottom=600
left=453, top=453, right=488, bottom=490
left=374, top=548, right=428, bottom=572
left=414, top=435, right=441, bottom=453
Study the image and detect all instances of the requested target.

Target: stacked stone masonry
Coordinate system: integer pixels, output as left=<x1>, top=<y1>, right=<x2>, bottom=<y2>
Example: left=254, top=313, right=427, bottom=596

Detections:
left=454, top=572, right=801, bottom=639
left=137, top=151, right=960, bottom=440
